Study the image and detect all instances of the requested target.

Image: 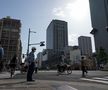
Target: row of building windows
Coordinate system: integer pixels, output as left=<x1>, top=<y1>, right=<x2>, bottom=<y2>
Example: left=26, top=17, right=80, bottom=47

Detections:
left=2, top=39, right=18, bottom=45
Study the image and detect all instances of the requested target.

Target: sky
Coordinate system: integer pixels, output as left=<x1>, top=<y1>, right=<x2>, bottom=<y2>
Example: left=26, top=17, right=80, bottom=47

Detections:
left=0, top=0, right=95, bottom=57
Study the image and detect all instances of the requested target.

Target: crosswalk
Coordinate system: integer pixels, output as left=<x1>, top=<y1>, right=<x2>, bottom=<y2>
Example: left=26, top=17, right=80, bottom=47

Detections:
left=80, top=76, right=108, bottom=84
left=56, top=85, right=78, bottom=90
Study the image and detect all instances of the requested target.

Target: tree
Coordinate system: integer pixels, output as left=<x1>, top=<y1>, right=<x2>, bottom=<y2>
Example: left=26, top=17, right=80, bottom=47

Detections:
left=96, top=47, right=108, bottom=66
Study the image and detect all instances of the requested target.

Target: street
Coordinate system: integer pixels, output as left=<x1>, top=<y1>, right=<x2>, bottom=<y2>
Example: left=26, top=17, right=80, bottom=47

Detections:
left=0, top=70, right=108, bottom=90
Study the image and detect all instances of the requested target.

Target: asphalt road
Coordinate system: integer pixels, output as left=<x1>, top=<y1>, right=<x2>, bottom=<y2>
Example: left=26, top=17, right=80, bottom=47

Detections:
left=15, top=70, right=108, bottom=83
left=0, top=70, right=108, bottom=90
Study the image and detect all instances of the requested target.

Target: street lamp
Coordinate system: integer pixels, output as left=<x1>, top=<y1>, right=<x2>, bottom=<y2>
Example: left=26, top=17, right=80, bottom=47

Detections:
left=26, top=28, right=45, bottom=56
left=27, top=28, right=36, bottom=55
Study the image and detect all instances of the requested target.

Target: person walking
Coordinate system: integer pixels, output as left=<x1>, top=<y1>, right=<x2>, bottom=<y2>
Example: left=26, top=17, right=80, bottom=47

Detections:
left=34, top=61, right=38, bottom=73
left=26, top=47, right=36, bottom=82
left=9, top=54, right=17, bottom=78
left=81, top=56, right=87, bottom=77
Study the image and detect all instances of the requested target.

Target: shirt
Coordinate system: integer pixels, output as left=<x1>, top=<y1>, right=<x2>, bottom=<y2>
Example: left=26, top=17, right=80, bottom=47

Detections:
left=27, top=51, right=35, bottom=64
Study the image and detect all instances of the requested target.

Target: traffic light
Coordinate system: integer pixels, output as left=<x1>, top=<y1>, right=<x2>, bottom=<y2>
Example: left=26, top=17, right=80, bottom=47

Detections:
left=40, top=41, right=45, bottom=46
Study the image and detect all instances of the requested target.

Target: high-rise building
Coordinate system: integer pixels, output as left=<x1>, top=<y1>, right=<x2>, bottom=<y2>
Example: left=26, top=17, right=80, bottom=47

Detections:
left=46, top=19, right=68, bottom=51
left=36, top=52, right=42, bottom=68
left=89, top=0, right=108, bottom=53
left=0, top=17, right=22, bottom=70
left=78, top=36, right=92, bottom=57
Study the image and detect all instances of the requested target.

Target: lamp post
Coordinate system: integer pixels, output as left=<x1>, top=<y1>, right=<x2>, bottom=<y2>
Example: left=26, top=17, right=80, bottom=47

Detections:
left=27, top=28, right=36, bottom=56
left=26, top=28, right=45, bottom=56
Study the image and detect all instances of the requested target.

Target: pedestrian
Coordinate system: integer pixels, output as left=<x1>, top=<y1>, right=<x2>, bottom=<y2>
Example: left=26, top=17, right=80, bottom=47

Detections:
left=0, top=41, right=4, bottom=60
left=9, top=54, right=17, bottom=78
left=81, top=56, right=87, bottom=77
left=26, top=47, right=36, bottom=82
left=35, top=61, right=38, bottom=73
left=0, top=41, right=4, bottom=72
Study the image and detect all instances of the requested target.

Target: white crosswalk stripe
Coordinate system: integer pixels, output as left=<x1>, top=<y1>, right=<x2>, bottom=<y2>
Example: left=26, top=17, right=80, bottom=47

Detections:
left=93, top=77, right=108, bottom=81
left=80, top=76, right=108, bottom=84
left=56, top=85, right=78, bottom=90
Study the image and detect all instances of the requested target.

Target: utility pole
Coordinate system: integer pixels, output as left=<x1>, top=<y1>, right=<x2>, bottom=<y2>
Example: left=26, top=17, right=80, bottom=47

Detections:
left=27, top=28, right=30, bottom=56
left=26, top=28, right=36, bottom=56
left=26, top=28, right=45, bottom=56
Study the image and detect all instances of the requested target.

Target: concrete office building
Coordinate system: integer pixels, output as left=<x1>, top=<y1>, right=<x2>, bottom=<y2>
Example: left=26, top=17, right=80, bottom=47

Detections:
left=42, top=49, right=63, bottom=69
left=36, top=52, right=43, bottom=68
left=70, top=46, right=81, bottom=64
left=89, top=0, right=108, bottom=53
left=45, top=20, right=68, bottom=68
left=46, top=19, right=68, bottom=51
left=78, top=36, right=92, bottom=57
left=64, top=46, right=81, bottom=64
left=0, top=17, right=22, bottom=70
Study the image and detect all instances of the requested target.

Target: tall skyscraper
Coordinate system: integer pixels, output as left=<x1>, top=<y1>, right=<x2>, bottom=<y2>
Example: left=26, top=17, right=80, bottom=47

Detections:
left=0, top=17, right=22, bottom=69
left=46, top=19, right=68, bottom=51
left=78, top=36, right=92, bottom=57
left=89, top=0, right=108, bottom=53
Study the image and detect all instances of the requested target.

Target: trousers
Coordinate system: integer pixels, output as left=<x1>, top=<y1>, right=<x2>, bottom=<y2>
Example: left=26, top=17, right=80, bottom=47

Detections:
left=27, top=62, right=35, bottom=81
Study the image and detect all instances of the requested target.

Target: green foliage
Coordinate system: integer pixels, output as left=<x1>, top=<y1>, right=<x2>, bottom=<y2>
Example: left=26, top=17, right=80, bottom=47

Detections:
left=96, top=47, right=108, bottom=65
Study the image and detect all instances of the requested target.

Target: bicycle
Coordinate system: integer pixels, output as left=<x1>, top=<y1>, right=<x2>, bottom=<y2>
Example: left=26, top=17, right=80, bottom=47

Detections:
left=57, top=64, right=72, bottom=75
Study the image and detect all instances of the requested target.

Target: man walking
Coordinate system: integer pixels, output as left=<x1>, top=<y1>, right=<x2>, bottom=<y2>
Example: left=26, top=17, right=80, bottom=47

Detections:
left=81, top=56, right=87, bottom=77
left=9, top=54, right=17, bottom=78
left=26, top=47, right=36, bottom=82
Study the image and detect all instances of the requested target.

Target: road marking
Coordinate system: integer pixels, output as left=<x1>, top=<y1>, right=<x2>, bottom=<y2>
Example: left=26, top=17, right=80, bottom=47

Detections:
left=104, top=77, right=108, bottom=79
left=93, top=77, right=108, bottom=81
left=80, top=78, right=108, bottom=84
left=57, top=85, right=78, bottom=90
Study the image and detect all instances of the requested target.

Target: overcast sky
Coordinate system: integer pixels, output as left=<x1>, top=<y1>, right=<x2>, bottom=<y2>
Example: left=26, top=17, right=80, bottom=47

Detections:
left=0, top=0, right=95, bottom=56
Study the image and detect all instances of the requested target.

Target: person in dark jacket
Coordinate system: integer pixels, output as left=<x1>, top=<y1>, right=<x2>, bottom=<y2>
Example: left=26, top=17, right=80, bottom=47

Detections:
left=26, top=47, right=36, bottom=82
left=9, top=54, right=17, bottom=78
left=81, top=57, right=88, bottom=77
